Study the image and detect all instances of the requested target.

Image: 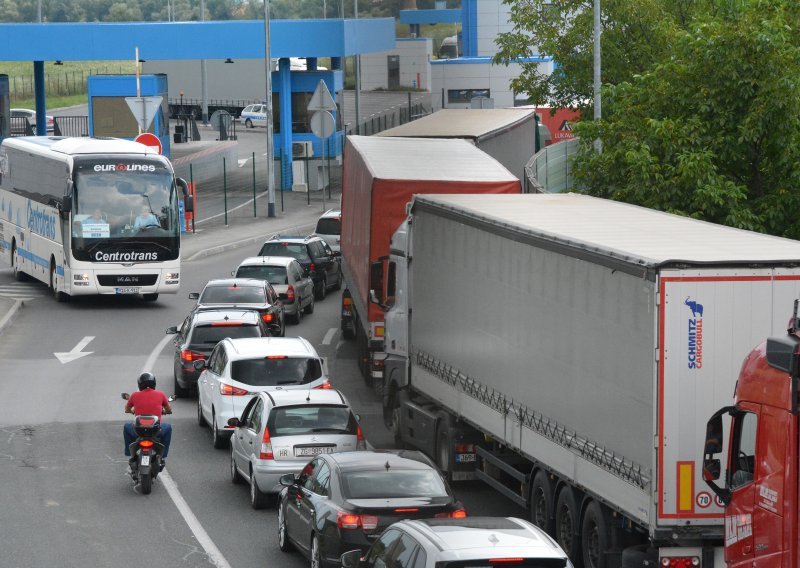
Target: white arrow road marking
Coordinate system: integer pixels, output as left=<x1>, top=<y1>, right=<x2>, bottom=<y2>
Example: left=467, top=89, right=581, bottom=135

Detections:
left=54, top=336, right=95, bottom=364
left=237, top=158, right=250, bottom=168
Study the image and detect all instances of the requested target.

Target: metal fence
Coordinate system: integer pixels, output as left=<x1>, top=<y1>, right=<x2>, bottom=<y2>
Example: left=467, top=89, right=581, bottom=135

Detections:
left=53, top=116, right=89, bottom=137
left=344, top=93, right=431, bottom=136
left=524, top=137, right=580, bottom=193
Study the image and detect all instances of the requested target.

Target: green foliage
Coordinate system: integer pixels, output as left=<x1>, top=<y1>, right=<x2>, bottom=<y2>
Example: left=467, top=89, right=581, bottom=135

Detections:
left=571, top=0, right=800, bottom=238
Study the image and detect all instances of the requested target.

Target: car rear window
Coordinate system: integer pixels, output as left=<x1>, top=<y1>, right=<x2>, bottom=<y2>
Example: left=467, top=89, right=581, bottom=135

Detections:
left=236, top=265, right=288, bottom=285
left=230, top=357, right=322, bottom=386
left=258, top=242, right=311, bottom=262
left=200, top=286, right=266, bottom=304
left=190, top=324, right=262, bottom=346
left=341, top=470, right=448, bottom=499
left=268, top=405, right=356, bottom=436
left=315, top=218, right=340, bottom=235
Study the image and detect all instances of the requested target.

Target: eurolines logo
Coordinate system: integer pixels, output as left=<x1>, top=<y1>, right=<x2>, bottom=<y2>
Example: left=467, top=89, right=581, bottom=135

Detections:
left=93, top=163, right=156, bottom=172
left=685, top=297, right=704, bottom=369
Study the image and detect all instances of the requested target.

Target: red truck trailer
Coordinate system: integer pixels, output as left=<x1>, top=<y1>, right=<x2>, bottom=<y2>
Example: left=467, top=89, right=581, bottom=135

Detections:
left=339, top=135, right=520, bottom=383
left=704, top=302, right=800, bottom=567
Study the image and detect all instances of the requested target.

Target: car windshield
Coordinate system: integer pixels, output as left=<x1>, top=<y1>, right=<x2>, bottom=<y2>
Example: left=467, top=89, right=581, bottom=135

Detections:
left=199, top=285, right=266, bottom=304
left=190, top=325, right=261, bottom=345
left=258, top=242, right=310, bottom=262
left=341, top=470, right=449, bottom=499
left=269, top=405, right=356, bottom=436
left=315, top=218, right=340, bottom=235
left=230, top=357, right=322, bottom=386
left=236, top=265, right=288, bottom=285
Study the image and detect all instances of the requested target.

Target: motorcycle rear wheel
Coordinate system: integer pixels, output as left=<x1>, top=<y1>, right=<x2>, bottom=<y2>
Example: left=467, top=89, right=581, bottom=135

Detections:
left=141, top=472, right=152, bottom=494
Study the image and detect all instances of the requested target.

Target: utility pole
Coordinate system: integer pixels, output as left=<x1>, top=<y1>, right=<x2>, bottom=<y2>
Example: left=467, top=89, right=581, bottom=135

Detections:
left=264, top=0, right=276, bottom=217
left=593, top=0, right=602, bottom=153
left=200, top=0, right=209, bottom=125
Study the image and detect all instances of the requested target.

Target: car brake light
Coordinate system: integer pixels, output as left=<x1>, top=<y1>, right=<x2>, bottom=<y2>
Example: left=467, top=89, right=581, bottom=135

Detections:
left=220, top=383, right=249, bottom=396
left=356, top=424, right=366, bottom=450
left=309, top=262, right=316, bottom=273
left=455, top=444, right=476, bottom=453
left=181, top=349, right=207, bottom=362
left=435, top=509, right=468, bottom=519
left=286, top=285, right=295, bottom=303
left=661, top=557, right=700, bottom=568
left=259, top=426, right=274, bottom=459
left=139, top=440, right=154, bottom=449
left=394, top=508, right=418, bottom=513
left=262, top=313, right=274, bottom=323
left=343, top=297, right=353, bottom=308
left=313, top=381, right=332, bottom=389
left=337, top=512, right=378, bottom=531
left=267, top=355, right=287, bottom=359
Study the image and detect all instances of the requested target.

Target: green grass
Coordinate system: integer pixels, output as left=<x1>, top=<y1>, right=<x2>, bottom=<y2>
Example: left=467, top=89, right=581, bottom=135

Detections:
left=12, top=94, right=88, bottom=111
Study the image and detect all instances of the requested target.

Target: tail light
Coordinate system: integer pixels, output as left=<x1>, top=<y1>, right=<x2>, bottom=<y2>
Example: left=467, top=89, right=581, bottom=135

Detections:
left=259, top=426, right=274, bottom=459
left=220, top=383, right=249, bottom=396
left=181, top=349, right=206, bottom=362
left=435, top=509, right=468, bottom=519
left=337, top=511, right=378, bottom=531
left=285, top=285, right=295, bottom=303
left=356, top=424, right=366, bottom=450
left=139, top=440, right=154, bottom=449
left=660, top=557, right=700, bottom=568
left=309, top=262, right=316, bottom=273
left=313, top=381, right=332, bottom=390
left=342, top=297, right=353, bottom=308
left=394, top=508, right=419, bottom=513
left=262, top=312, right=274, bottom=323
left=455, top=443, right=476, bottom=453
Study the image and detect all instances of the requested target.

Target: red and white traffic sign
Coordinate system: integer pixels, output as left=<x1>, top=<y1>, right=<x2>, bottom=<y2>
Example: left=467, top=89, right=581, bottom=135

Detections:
left=134, top=132, right=162, bottom=155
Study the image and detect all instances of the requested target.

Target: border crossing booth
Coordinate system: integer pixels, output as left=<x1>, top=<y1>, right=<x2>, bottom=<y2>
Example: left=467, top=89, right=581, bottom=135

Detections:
left=0, top=75, right=9, bottom=140
left=88, top=74, right=170, bottom=157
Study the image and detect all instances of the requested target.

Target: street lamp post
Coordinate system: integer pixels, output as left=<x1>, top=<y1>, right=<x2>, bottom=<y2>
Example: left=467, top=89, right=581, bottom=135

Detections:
left=593, top=0, right=602, bottom=153
left=200, top=0, right=209, bottom=125
left=264, top=0, right=276, bottom=217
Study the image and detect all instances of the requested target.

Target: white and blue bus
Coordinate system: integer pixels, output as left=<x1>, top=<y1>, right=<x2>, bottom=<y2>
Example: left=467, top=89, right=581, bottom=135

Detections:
left=0, top=136, right=193, bottom=301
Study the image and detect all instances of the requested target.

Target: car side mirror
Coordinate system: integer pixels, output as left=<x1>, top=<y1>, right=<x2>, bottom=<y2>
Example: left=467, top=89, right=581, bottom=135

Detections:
left=166, top=326, right=178, bottom=334
left=279, top=473, right=297, bottom=487
left=340, top=550, right=362, bottom=568
left=227, top=417, right=240, bottom=428
left=189, top=292, right=199, bottom=300
left=193, top=359, right=207, bottom=371
left=332, top=250, right=341, bottom=258
left=121, top=392, right=130, bottom=400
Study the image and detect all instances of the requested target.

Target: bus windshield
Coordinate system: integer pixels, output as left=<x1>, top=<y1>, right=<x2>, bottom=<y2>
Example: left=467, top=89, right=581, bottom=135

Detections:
left=71, top=163, right=179, bottom=261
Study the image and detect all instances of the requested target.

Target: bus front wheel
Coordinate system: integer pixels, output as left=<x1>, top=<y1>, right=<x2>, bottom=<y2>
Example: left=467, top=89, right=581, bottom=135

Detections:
left=142, top=294, right=159, bottom=302
left=50, top=263, right=68, bottom=303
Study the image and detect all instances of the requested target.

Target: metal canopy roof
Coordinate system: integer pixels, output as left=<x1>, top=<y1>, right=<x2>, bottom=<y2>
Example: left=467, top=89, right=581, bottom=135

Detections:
left=377, top=109, right=536, bottom=141
left=0, top=19, right=396, bottom=61
left=414, top=193, right=800, bottom=267
left=347, top=135, right=518, bottom=182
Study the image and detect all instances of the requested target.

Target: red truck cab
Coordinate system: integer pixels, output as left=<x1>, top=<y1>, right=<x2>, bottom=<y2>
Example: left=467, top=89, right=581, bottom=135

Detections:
left=703, top=315, right=800, bottom=567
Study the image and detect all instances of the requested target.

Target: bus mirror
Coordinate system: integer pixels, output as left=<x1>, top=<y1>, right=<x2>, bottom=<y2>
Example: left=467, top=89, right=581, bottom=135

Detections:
left=60, top=195, right=72, bottom=214
left=177, top=178, right=194, bottom=213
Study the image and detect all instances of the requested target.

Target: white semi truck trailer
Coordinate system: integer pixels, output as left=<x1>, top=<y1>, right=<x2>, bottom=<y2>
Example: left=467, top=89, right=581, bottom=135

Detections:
left=372, top=193, right=800, bottom=568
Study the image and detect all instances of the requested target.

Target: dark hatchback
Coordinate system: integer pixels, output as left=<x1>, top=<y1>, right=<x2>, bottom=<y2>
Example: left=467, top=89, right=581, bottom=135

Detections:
left=257, top=235, right=342, bottom=301
left=167, top=309, right=270, bottom=396
left=189, top=278, right=285, bottom=338
left=277, top=450, right=466, bottom=567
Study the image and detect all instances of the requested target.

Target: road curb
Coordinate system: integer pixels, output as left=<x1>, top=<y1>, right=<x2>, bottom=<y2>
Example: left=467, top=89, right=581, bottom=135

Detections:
left=183, top=221, right=316, bottom=262
left=0, top=299, right=23, bottom=335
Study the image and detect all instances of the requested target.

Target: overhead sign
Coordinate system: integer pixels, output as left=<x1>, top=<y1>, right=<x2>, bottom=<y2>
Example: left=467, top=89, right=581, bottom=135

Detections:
left=307, top=80, right=337, bottom=112
left=125, top=95, right=163, bottom=132
left=134, top=132, right=163, bottom=155
left=310, top=111, right=336, bottom=139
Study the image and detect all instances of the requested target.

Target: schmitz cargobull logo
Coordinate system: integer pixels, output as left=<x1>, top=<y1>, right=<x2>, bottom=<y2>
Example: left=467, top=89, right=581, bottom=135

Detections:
left=93, top=163, right=156, bottom=172
left=686, top=297, right=704, bottom=369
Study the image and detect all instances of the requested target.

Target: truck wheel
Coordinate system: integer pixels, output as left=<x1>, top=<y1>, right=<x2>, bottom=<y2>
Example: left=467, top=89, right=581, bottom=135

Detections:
left=581, top=501, right=610, bottom=568
left=530, top=471, right=555, bottom=536
left=555, top=486, right=583, bottom=567
left=620, top=545, right=658, bottom=568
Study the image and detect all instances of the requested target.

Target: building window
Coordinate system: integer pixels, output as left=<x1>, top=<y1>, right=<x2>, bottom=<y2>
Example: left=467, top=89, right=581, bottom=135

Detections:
left=447, top=88, right=490, bottom=104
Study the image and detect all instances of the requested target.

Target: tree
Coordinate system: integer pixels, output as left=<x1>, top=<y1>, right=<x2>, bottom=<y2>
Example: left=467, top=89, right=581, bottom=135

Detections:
left=571, top=0, right=800, bottom=238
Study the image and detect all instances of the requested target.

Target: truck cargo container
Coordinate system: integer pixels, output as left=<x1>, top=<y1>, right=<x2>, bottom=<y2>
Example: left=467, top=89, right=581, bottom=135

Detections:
left=376, top=108, right=538, bottom=180
left=375, top=193, right=800, bottom=568
left=339, top=136, right=520, bottom=383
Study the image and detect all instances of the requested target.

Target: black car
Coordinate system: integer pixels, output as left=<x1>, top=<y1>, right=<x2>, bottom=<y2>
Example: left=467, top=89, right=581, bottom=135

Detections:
left=258, top=235, right=342, bottom=301
left=166, top=309, right=270, bottom=396
left=188, top=278, right=285, bottom=338
left=277, top=450, right=466, bottom=567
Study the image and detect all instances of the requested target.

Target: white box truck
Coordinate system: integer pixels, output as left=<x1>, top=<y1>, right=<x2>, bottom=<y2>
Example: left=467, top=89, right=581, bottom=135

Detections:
left=373, top=193, right=800, bottom=568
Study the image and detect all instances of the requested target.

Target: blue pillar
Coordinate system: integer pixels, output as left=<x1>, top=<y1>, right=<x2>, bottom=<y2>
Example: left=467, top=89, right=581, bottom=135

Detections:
left=278, top=58, right=293, bottom=190
left=34, top=61, right=46, bottom=136
left=331, top=57, right=342, bottom=71
left=307, top=57, right=318, bottom=71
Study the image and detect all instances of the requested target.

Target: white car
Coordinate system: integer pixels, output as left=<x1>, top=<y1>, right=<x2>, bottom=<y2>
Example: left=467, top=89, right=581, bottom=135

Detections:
left=341, top=517, right=571, bottom=568
left=228, top=388, right=365, bottom=509
left=234, top=256, right=315, bottom=324
left=11, top=108, right=55, bottom=134
left=195, top=336, right=330, bottom=449
left=240, top=103, right=267, bottom=128
left=313, top=208, right=341, bottom=253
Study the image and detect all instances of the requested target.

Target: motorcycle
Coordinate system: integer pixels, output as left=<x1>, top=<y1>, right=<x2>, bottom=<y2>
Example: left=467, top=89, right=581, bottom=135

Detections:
left=121, top=392, right=174, bottom=494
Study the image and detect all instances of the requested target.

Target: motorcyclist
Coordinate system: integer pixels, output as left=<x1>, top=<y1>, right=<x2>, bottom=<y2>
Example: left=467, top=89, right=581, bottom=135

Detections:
left=123, top=372, right=173, bottom=470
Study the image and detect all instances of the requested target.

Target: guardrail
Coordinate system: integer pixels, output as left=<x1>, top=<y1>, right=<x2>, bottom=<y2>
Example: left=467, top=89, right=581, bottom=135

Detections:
left=524, top=137, right=580, bottom=193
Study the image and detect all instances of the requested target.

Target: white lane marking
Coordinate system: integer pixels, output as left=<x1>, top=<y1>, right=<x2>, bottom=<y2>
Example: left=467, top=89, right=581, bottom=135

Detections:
left=141, top=333, right=233, bottom=568
left=54, top=336, right=95, bottom=364
left=160, top=472, right=233, bottom=568
left=195, top=195, right=265, bottom=224
left=237, top=158, right=250, bottom=168
left=322, top=327, right=337, bottom=345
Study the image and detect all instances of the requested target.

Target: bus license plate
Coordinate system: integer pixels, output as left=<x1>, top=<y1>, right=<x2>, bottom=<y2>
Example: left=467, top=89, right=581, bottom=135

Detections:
left=295, top=446, right=334, bottom=457
left=140, top=455, right=150, bottom=466
left=115, top=287, right=141, bottom=294
left=455, top=453, right=476, bottom=463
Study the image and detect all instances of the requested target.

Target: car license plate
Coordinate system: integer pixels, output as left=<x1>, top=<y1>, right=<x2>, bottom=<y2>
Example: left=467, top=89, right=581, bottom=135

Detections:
left=115, top=287, right=141, bottom=294
left=295, top=446, right=335, bottom=457
left=140, top=455, right=150, bottom=466
left=455, top=453, right=476, bottom=463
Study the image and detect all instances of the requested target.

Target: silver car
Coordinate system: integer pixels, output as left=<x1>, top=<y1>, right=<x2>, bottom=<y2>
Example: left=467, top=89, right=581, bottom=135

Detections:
left=228, top=389, right=366, bottom=509
left=313, top=208, right=341, bottom=253
left=234, top=256, right=314, bottom=324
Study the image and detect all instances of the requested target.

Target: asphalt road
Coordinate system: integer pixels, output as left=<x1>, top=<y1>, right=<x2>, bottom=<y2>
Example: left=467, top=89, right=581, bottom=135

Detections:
left=0, top=239, right=525, bottom=567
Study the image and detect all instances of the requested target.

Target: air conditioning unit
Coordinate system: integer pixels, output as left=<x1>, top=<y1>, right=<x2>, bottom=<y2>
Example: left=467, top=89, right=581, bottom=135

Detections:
left=292, top=141, right=314, bottom=158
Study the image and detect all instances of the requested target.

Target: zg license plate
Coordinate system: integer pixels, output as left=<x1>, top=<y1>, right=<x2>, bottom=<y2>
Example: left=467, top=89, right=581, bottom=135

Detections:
left=115, top=287, right=141, bottom=294
left=295, top=446, right=334, bottom=457
left=140, top=455, right=150, bottom=466
left=455, top=453, right=476, bottom=463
